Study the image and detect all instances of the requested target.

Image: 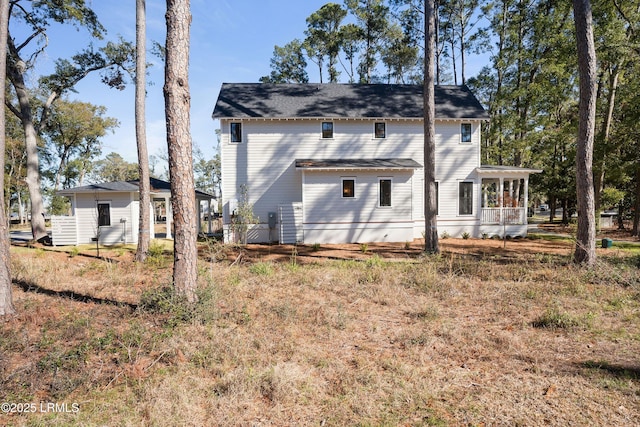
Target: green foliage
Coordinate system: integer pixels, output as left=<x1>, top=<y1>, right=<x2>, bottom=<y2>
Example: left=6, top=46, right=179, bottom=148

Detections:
left=40, top=37, right=135, bottom=94
left=531, top=306, right=594, bottom=330
left=461, top=231, right=471, bottom=240
left=249, top=262, right=274, bottom=276
left=145, top=240, right=171, bottom=267
left=304, top=3, right=347, bottom=82
left=260, top=39, right=309, bottom=83
left=49, top=195, right=71, bottom=215
left=139, top=285, right=193, bottom=327
left=230, top=184, right=259, bottom=245
left=90, top=152, right=139, bottom=183
left=600, top=187, right=625, bottom=210
left=41, top=98, right=118, bottom=189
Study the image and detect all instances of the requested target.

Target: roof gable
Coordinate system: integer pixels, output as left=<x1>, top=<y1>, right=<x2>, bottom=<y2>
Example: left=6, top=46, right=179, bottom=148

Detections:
left=212, top=83, right=488, bottom=120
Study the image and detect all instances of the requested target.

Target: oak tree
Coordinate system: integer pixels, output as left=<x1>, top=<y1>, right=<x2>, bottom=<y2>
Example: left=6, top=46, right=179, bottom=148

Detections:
left=5, top=0, right=134, bottom=241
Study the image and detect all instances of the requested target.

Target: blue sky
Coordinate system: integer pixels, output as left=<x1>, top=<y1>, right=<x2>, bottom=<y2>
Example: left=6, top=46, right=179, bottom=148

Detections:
left=21, top=0, right=487, bottom=167
left=23, top=0, right=330, bottom=165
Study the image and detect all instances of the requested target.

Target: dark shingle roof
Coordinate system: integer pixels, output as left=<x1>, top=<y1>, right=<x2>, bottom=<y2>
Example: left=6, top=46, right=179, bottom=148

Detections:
left=296, top=158, right=422, bottom=170
left=212, top=83, right=488, bottom=120
left=58, top=177, right=214, bottom=198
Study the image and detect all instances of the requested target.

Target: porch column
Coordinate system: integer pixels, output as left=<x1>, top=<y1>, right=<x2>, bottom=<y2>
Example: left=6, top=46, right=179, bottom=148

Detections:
left=150, top=200, right=156, bottom=239
left=207, top=199, right=213, bottom=234
left=499, top=178, right=504, bottom=225
left=197, top=200, right=202, bottom=234
left=523, top=177, right=530, bottom=225
left=483, top=180, right=488, bottom=208
left=165, top=196, right=172, bottom=239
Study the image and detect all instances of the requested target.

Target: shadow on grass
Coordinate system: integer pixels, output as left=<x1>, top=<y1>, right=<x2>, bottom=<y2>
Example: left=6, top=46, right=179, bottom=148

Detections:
left=580, top=360, right=640, bottom=381
left=13, top=278, right=138, bottom=310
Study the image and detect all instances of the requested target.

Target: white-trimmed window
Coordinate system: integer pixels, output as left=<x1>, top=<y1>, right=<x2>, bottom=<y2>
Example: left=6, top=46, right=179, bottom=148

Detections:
left=461, top=123, right=472, bottom=143
left=322, top=122, right=334, bottom=139
left=374, top=122, right=386, bottom=139
left=342, top=177, right=355, bottom=198
left=379, top=178, right=392, bottom=207
left=459, top=181, right=473, bottom=215
left=230, top=122, right=242, bottom=143
left=97, top=202, right=111, bottom=226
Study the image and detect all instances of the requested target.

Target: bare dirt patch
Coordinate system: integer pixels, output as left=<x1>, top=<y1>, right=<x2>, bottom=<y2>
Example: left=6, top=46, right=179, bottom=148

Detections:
left=222, top=231, right=636, bottom=264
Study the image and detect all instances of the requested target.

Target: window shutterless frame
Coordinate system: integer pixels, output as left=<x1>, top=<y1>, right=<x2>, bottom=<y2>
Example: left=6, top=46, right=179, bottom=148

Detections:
left=379, top=178, right=392, bottom=207
left=374, top=122, right=386, bottom=139
left=230, top=122, right=242, bottom=143
left=342, top=177, right=355, bottom=198
left=322, top=122, right=334, bottom=139
left=458, top=181, right=473, bottom=215
left=460, top=123, right=472, bottom=143
left=97, top=201, right=111, bottom=227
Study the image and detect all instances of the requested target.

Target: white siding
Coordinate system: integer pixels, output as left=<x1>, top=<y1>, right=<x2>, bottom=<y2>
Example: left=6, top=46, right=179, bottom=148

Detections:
left=51, top=216, right=77, bottom=246
left=279, top=203, right=303, bottom=244
left=221, top=118, right=483, bottom=243
left=302, top=170, right=414, bottom=243
left=75, top=192, right=137, bottom=245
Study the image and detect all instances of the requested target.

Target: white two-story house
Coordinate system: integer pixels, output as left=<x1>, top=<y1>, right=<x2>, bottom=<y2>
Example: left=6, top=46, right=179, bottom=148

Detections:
left=212, top=83, right=540, bottom=244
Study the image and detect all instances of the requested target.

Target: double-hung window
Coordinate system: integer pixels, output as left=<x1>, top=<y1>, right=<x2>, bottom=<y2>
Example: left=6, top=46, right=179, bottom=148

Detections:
left=459, top=182, right=473, bottom=215
left=342, top=178, right=355, bottom=198
left=374, top=122, right=386, bottom=139
left=97, top=202, right=111, bottom=227
left=230, top=122, right=242, bottom=143
left=461, top=123, right=472, bottom=143
left=379, top=178, right=392, bottom=207
left=322, top=122, right=334, bottom=139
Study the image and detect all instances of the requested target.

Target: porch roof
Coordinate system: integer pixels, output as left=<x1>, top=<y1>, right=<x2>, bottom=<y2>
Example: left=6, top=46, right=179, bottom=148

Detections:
left=295, top=158, right=423, bottom=171
left=475, top=165, right=543, bottom=176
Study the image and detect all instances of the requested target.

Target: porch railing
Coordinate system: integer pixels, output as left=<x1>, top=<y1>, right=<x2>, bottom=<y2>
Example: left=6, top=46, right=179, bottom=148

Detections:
left=481, top=207, right=526, bottom=225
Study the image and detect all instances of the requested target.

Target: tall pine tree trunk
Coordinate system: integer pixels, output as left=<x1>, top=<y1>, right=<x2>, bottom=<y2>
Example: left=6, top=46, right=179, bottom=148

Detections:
left=165, top=0, right=198, bottom=302
left=572, top=0, right=597, bottom=266
left=593, top=65, right=619, bottom=215
left=633, top=167, right=640, bottom=237
left=424, top=0, right=439, bottom=254
left=0, top=0, right=15, bottom=316
left=135, top=0, right=151, bottom=262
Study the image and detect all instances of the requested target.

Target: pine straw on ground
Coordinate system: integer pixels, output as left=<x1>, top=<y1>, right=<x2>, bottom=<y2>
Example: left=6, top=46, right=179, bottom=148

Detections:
left=1, top=238, right=639, bottom=426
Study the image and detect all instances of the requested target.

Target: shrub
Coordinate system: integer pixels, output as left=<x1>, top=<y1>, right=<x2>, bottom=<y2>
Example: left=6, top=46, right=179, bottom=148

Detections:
left=249, top=262, right=274, bottom=276
left=69, top=247, right=80, bottom=258
left=139, top=285, right=193, bottom=327
left=461, top=231, right=471, bottom=240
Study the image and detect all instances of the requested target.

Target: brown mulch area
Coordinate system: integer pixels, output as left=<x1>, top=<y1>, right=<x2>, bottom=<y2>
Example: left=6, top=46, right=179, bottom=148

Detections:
left=223, top=227, right=639, bottom=265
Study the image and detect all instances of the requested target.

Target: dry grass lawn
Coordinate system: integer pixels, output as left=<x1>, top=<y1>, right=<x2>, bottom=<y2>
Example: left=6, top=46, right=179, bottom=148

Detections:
left=1, top=236, right=639, bottom=426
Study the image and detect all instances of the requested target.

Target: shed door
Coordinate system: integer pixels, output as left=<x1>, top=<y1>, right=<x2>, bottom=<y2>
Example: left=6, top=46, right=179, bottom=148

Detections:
left=279, top=203, right=303, bottom=244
